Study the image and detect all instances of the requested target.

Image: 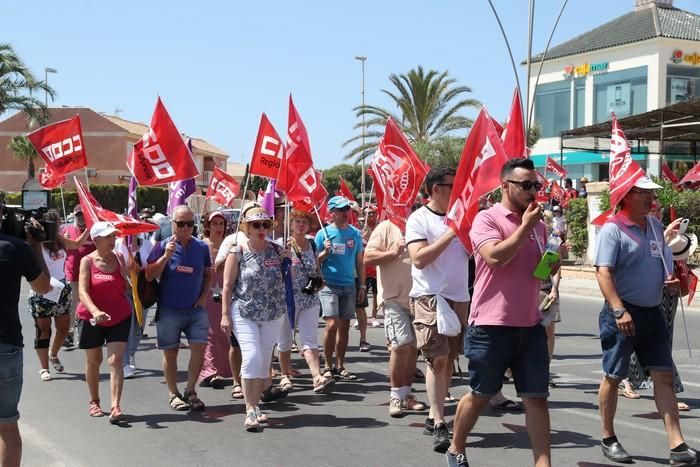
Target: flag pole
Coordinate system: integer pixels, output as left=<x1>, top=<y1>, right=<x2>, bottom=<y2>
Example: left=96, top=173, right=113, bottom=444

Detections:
left=59, top=186, right=67, bottom=220
left=234, top=164, right=251, bottom=235
left=314, top=204, right=330, bottom=241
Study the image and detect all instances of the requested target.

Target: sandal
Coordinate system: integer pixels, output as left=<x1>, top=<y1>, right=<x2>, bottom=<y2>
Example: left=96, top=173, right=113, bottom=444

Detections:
left=261, top=385, right=288, bottom=403
left=245, top=409, right=261, bottom=432
left=39, top=369, right=52, bottom=381
left=88, top=399, right=104, bottom=417
left=210, top=376, right=226, bottom=390
left=322, top=367, right=334, bottom=379
left=414, top=367, right=425, bottom=381
left=490, top=399, right=523, bottom=411
left=231, top=383, right=244, bottom=399
left=334, top=367, right=357, bottom=380
left=254, top=406, right=268, bottom=423
left=618, top=382, right=641, bottom=400
left=108, top=406, right=125, bottom=424
left=279, top=375, right=294, bottom=391
left=168, top=392, right=191, bottom=411
left=678, top=402, right=691, bottom=412
left=49, top=354, right=64, bottom=373
left=313, top=376, right=335, bottom=394
left=183, top=390, right=206, bottom=411
left=359, top=341, right=371, bottom=352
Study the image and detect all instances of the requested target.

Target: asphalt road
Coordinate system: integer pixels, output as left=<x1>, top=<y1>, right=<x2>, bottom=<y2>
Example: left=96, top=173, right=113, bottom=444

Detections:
left=15, top=283, right=700, bottom=467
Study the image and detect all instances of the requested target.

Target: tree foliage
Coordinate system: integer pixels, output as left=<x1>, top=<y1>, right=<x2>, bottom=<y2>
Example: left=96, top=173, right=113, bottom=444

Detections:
left=564, top=198, right=589, bottom=259
left=8, top=135, right=38, bottom=178
left=0, top=43, right=55, bottom=124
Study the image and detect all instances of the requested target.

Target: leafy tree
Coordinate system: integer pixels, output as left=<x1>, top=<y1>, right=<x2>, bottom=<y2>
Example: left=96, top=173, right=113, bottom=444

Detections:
left=0, top=43, right=55, bottom=124
left=8, top=135, right=38, bottom=178
left=321, top=164, right=365, bottom=197
left=343, top=65, right=481, bottom=163
left=564, top=198, right=588, bottom=259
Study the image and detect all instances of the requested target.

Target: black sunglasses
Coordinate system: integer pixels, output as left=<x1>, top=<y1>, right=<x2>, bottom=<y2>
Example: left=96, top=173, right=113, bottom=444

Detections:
left=251, top=221, right=272, bottom=229
left=506, top=180, right=542, bottom=192
left=174, top=220, right=195, bottom=228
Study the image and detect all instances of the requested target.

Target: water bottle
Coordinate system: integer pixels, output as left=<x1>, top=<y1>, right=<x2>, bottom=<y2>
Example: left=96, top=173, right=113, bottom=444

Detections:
left=546, top=232, right=562, bottom=252
left=534, top=232, right=562, bottom=280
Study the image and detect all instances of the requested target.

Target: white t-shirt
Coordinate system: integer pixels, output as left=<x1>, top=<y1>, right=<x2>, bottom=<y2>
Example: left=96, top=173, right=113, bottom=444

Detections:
left=405, top=206, right=470, bottom=302
left=42, top=245, right=67, bottom=281
left=215, top=231, right=249, bottom=267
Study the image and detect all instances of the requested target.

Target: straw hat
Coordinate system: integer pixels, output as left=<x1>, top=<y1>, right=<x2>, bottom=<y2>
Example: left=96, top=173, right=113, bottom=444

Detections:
left=669, top=233, right=698, bottom=261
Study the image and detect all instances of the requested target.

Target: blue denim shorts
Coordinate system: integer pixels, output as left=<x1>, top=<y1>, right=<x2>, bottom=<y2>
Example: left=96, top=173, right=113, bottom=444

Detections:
left=599, top=302, right=674, bottom=380
left=319, top=284, right=356, bottom=320
left=0, top=343, right=23, bottom=423
left=466, top=324, right=549, bottom=398
left=157, top=307, right=209, bottom=350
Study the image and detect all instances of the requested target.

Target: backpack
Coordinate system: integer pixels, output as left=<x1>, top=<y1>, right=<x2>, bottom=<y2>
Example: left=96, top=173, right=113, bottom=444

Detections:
left=135, top=250, right=159, bottom=309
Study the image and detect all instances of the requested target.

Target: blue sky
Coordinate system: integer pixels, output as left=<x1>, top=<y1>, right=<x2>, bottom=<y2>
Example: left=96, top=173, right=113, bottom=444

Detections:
left=4, top=0, right=697, bottom=169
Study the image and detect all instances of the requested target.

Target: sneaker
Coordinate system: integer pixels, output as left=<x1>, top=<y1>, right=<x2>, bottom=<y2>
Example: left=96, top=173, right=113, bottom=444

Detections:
left=352, top=320, right=360, bottom=330
left=389, top=397, right=403, bottom=418
left=123, top=365, right=135, bottom=379
left=403, top=394, right=427, bottom=411
left=423, top=417, right=435, bottom=435
left=432, top=423, right=451, bottom=453
left=370, top=318, right=382, bottom=328
left=446, top=450, right=470, bottom=467
left=670, top=445, right=698, bottom=465
left=359, top=341, right=371, bottom=352
left=601, top=439, right=632, bottom=463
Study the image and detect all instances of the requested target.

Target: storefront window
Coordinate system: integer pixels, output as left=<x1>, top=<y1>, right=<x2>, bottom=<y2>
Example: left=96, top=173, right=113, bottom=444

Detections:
left=667, top=65, right=700, bottom=104
left=574, top=78, right=586, bottom=128
left=593, top=66, right=647, bottom=123
left=534, top=81, right=571, bottom=138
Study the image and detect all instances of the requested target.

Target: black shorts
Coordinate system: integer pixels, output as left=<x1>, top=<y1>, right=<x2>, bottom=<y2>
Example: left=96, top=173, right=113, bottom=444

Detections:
left=355, top=278, right=368, bottom=308
left=229, top=332, right=240, bottom=348
left=78, top=317, right=131, bottom=349
left=365, top=277, right=377, bottom=297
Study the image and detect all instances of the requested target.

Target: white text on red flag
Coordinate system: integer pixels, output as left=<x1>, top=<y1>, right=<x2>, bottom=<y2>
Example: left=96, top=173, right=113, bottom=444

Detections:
left=27, top=115, right=88, bottom=177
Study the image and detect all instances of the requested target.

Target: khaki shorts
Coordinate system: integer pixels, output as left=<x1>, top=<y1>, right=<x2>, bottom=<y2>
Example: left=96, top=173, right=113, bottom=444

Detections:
left=383, top=302, right=416, bottom=350
left=410, top=295, right=469, bottom=362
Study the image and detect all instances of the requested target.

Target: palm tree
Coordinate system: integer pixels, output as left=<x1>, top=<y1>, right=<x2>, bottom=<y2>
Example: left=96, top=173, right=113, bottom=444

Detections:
left=8, top=135, right=38, bottom=179
left=343, top=65, right=481, bottom=163
left=0, top=43, right=55, bottom=124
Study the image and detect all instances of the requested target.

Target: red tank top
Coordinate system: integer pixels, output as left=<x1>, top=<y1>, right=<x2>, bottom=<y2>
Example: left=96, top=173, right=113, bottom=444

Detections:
left=63, top=224, right=96, bottom=282
left=76, top=257, right=132, bottom=327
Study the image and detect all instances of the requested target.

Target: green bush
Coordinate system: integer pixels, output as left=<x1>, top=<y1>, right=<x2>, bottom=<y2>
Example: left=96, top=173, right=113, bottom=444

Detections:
left=564, top=198, right=588, bottom=259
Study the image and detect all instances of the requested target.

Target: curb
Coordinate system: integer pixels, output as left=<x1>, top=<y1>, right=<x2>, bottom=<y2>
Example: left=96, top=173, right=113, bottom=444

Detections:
left=559, top=280, right=700, bottom=312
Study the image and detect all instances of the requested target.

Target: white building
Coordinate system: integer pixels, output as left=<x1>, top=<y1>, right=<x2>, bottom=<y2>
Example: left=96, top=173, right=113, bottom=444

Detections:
left=527, top=0, right=700, bottom=182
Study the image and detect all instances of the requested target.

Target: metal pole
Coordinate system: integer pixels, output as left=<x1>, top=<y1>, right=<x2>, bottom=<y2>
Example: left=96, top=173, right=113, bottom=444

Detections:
left=44, top=67, right=57, bottom=123
left=525, top=0, right=536, bottom=136
left=355, top=56, right=367, bottom=209
left=234, top=164, right=251, bottom=235
left=59, top=186, right=67, bottom=220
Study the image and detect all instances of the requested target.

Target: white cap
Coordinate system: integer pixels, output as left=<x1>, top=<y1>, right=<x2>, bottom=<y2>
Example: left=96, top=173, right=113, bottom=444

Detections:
left=90, top=221, right=118, bottom=240
left=552, top=206, right=561, bottom=211
left=633, top=175, right=662, bottom=190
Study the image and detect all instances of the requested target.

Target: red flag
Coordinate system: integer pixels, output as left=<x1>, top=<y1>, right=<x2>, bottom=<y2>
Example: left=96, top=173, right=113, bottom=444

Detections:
left=491, top=118, right=504, bottom=136
left=127, top=97, right=199, bottom=186
left=501, top=90, right=526, bottom=159
left=73, top=177, right=158, bottom=236
left=680, top=162, right=700, bottom=185
left=550, top=181, right=566, bottom=205
left=26, top=115, right=88, bottom=177
left=535, top=172, right=550, bottom=203
left=545, top=156, right=568, bottom=178
left=38, top=165, right=66, bottom=190
left=337, top=176, right=356, bottom=201
left=369, top=118, right=430, bottom=229
left=661, top=163, right=680, bottom=185
left=591, top=207, right=616, bottom=226
left=277, top=96, right=324, bottom=204
left=205, top=166, right=241, bottom=208
left=688, top=269, right=698, bottom=306
left=608, top=113, right=645, bottom=208
left=250, top=113, right=285, bottom=179
left=446, top=107, right=508, bottom=252
left=293, top=184, right=330, bottom=224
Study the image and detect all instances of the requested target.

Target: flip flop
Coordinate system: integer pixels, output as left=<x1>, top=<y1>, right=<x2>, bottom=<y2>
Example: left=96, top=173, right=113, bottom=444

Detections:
left=678, top=402, right=691, bottom=411
left=491, top=399, right=523, bottom=411
left=231, top=384, right=244, bottom=399
left=618, top=386, right=641, bottom=400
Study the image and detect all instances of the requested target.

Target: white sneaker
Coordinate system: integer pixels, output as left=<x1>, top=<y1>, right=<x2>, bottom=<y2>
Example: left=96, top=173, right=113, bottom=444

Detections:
left=129, top=356, right=136, bottom=370
left=352, top=320, right=359, bottom=330
left=370, top=319, right=382, bottom=328
left=123, top=365, right=134, bottom=379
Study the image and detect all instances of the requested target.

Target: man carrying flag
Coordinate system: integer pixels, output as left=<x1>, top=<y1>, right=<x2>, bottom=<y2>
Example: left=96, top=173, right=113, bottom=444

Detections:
left=592, top=116, right=697, bottom=465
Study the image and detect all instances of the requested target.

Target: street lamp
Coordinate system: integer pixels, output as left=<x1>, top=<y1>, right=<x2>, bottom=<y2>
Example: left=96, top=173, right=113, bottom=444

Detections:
left=44, top=67, right=57, bottom=121
left=354, top=56, right=367, bottom=208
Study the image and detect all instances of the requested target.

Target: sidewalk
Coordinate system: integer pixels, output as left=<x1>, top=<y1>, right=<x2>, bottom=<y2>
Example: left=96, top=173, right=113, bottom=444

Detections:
left=559, top=265, right=700, bottom=312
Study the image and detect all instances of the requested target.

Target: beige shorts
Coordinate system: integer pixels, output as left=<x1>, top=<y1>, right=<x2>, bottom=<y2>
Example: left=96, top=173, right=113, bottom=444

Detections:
left=410, top=295, right=469, bottom=362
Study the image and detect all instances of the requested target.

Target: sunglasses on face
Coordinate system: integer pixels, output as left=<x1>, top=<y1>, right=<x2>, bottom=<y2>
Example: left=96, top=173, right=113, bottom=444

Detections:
left=506, top=180, right=542, bottom=192
left=174, top=220, right=195, bottom=228
left=251, top=221, right=272, bottom=229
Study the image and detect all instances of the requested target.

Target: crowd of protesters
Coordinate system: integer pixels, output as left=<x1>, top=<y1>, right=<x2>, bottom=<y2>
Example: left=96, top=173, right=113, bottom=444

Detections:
left=1, top=159, right=698, bottom=467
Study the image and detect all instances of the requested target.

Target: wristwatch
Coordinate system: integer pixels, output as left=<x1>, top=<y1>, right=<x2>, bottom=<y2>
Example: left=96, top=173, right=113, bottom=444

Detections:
left=612, top=307, right=626, bottom=319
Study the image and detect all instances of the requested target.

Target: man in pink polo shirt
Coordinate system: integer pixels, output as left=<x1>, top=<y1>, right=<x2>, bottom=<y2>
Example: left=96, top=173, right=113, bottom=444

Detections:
left=446, top=158, right=553, bottom=467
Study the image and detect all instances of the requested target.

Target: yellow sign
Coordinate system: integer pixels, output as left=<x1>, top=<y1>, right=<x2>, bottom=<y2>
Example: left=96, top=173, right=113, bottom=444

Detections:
left=671, top=50, right=700, bottom=66
left=563, top=61, right=609, bottom=79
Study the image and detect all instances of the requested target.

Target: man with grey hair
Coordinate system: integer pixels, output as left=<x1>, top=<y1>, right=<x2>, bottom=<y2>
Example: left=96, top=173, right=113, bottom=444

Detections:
left=146, top=205, right=212, bottom=411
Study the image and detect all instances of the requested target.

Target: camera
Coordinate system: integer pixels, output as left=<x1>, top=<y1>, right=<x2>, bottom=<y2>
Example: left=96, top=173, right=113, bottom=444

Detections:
left=1, top=206, right=56, bottom=242
left=212, top=292, right=222, bottom=303
left=302, top=275, right=324, bottom=295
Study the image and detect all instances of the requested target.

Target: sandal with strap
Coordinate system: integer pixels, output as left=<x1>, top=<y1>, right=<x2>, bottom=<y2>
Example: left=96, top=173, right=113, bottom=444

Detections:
left=334, top=367, right=357, bottom=380
left=49, top=354, right=64, bottom=373
left=322, top=367, right=334, bottom=379
left=618, top=382, right=641, bottom=400
left=279, top=375, right=294, bottom=391
left=231, top=383, right=244, bottom=399
left=254, top=406, right=268, bottom=423
left=313, top=376, right=335, bottom=394
left=245, top=409, right=262, bottom=432
left=108, top=406, right=125, bottom=424
left=168, top=392, right=191, bottom=411
left=88, top=399, right=104, bottom=417
left=261, top=385, right=288, bottom=403
left=183, top=390, right=206, bottom=411
left=39, top=369, right=52, bottom=381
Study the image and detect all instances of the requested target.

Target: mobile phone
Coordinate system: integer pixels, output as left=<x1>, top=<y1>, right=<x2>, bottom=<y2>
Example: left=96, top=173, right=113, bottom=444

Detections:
left=533, top=250, right=560, bottom=281
left=679, top=218, right=690, bottom=235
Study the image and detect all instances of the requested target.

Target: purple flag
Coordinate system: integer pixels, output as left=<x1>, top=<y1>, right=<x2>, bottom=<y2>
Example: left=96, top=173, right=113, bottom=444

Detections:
left=262, top=179, right=276, bottom=217
left=166, top=139, right=197, bottom=215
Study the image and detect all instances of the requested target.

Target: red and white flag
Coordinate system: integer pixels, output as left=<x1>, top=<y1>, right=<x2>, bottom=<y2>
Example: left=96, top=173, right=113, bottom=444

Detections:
left=446, top=107, right=508, bottom=252
left=369, top=118, right=430, bottom=229
left=608, top=113, right=645, bottom=208
left=661, top=163, right=680, bottom=185
left=127, top=97, right=199, bottom=186
left=680, top=161, right=700, bottom=185
left=250, top=113, right=285, bottom=179
left=276, top=96, right=325, bottom=205
left=591, top=207, right=616, bottom=226
left=545, top=156, right=568, bottom=178
left=550, top=181, right=566, bottom=205
left=205, top=166, right=241, bottom=208
left=501, top=89, right=526, bottom=159
left=38, top=165, right=66, bottom=190
left=337, top=176, right=356, bottom=201
left=27, top=115, right=88, bottom=177
left=73, top=177, right=158, bottom=236
left=535, top=172, right=550, bottom=203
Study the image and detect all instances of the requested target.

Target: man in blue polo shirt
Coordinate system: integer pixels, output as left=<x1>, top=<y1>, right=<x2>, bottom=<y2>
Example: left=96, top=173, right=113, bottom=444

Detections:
left=315, top=196, right=364, bottom=381
left=595, top=176, right=697, bottom=465
left=146, top=205, right=212, bottom=412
